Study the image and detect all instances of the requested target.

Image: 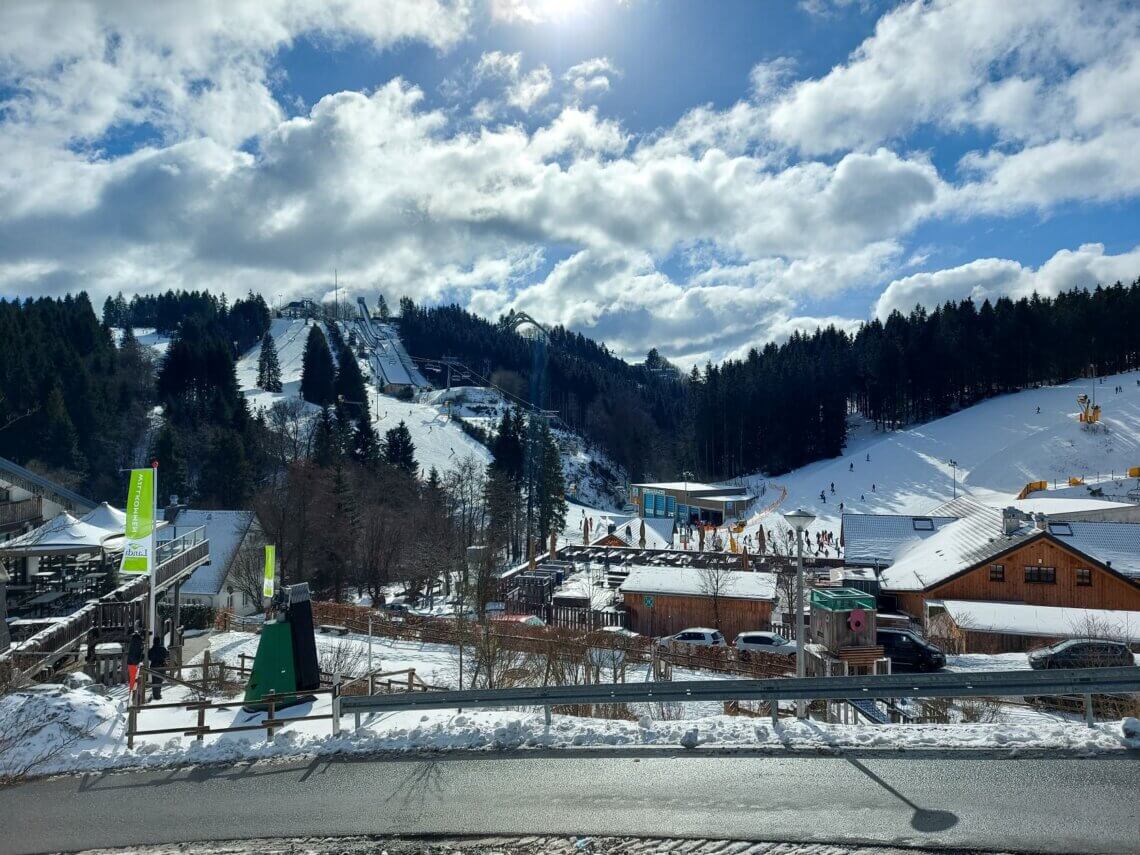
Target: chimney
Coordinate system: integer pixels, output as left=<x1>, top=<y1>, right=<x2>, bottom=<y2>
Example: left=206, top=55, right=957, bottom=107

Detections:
left=1001, top=507, right=1021, bottom=536
left=1035, top=512, right=1047, bottom=531
left=607, top=522, right=617, bottom=535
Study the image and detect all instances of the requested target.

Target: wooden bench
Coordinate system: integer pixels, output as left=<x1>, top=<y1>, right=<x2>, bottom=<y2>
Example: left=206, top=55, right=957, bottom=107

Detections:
left=318, top=624, right=349, bottom=636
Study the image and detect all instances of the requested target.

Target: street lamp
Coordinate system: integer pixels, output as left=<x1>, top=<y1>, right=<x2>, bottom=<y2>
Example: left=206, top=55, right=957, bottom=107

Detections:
left=949, top=459, right=958, bottom=500
left=783, top=507, right=816, bottom=719
left=681, top=470, right=695, bottom=548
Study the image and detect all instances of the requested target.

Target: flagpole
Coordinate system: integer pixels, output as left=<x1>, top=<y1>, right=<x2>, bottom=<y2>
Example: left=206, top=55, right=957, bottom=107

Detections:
left=149, top=462, right=158, bottom=643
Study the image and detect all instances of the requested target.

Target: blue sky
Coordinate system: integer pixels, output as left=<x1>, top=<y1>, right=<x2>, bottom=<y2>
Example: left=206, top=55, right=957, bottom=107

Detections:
left=2, top=0, right=1139, bottom=365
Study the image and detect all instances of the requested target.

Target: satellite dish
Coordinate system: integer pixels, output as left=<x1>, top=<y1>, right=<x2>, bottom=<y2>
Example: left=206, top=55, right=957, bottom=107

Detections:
left=848, top=608, right=867, bottom=632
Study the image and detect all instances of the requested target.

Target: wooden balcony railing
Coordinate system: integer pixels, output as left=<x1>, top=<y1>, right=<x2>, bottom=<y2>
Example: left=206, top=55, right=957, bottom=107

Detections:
left=0, top=496, right=42, bottom=529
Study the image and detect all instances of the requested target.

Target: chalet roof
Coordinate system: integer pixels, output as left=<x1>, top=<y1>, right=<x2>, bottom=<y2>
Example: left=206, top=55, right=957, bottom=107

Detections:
left=878, top=506, right=1037, bottom=591
left=927, top=495, right=988, bottom=518
left=179, top=510, right=255, bottom=596
left=620, top=565, right=776, bottom=600
left=1048, top=521, right=1140, bottom=577
left=841, top=512, right=957, bottom=567
left=880, top=509, right=1140, bottom=591
left=939, top=599, right=1140, bottom=642
left=595, top=517, right=675, bottom=549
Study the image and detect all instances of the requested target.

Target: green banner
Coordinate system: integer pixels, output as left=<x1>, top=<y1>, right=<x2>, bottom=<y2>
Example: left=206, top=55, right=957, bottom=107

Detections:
left=119, top=468, right=154, bottom=575
left=263, top=544, right=276, bottom=598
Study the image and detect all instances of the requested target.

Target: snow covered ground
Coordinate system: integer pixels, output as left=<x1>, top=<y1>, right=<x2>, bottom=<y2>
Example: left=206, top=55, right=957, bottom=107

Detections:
left=3, top=630, right=1138, bottom=780
left=734, top=368, right=1140, bottom=542
left=111, top=326, right=172, bottom=354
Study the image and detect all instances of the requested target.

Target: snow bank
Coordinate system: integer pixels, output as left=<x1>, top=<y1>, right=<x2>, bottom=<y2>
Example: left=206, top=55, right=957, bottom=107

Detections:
left=3, top=683, right=1136, bottom=780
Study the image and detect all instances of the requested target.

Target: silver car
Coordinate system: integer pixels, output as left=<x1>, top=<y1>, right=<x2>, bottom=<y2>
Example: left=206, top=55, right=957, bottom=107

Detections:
left=734, top=631, right=796, bottom=655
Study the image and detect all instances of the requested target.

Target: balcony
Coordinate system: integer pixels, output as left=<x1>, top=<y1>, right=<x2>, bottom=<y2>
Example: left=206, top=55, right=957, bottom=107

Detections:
left=0, top=496, right=42, bottom=531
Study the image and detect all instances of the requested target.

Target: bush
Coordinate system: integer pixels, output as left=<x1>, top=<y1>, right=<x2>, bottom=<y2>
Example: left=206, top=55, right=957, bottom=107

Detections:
left=158, top=602, right=215, bottom=631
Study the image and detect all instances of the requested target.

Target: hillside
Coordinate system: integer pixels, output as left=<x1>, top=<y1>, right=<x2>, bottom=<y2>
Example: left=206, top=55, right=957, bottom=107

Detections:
left=742, top=369, right=1140, bottom=539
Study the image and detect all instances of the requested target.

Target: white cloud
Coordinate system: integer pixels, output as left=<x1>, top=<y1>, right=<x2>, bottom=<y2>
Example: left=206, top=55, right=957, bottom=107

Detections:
left=470, top=50, right=552, bottom=114
left=563, top=57, right=619, bottom=98
left=874, top=243, right=1140, bottom=319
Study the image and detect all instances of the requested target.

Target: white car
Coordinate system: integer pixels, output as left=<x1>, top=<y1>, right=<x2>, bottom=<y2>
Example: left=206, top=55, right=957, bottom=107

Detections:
left=734, top=631, right=796, bottom=655
left=657, top=627, right=726, bottom=648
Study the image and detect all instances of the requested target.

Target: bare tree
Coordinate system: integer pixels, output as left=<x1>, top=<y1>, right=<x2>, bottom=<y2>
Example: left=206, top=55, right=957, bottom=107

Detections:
left=227, top=523, right=269, bottom=610
left=265, top=399, right=315, bottom=465
left=697, top=561, right=738, bottom=633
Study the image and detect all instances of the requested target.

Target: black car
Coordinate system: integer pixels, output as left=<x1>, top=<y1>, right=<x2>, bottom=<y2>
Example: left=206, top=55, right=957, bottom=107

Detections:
left=877, top=628, right=946, bottom=672
left=1027, top=639, right=1136, bottom=670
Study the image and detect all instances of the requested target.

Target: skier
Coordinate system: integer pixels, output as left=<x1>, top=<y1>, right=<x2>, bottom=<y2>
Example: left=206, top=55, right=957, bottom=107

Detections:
left=830, top=482, right=835, bottom=493
left=849, top=462, right=854, bottom=472
left=126, top=628, right=144, bottom=695
left=861, top=493, right=865, bottom=501
left=872, top=483, right=876, bottom=492
left=866, top=453, right=870, bottom=462
left=147, top=635, right=169, bottom=701
left=839, top=502, right=844, bottom=512
left=1036, top=406, right=1040, bottom=414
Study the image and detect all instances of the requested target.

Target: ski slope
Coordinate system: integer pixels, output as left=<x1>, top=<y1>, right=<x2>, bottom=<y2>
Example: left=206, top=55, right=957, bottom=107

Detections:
left=744, top=369, right=1140, bottom=537
left=234, top=317, right=331, bottom=415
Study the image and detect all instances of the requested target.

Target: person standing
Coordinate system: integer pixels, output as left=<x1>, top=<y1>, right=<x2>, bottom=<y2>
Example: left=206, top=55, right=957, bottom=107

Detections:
left=126, top=628, right=144, bottom=694
left=148, top=635, right=169, bottom=701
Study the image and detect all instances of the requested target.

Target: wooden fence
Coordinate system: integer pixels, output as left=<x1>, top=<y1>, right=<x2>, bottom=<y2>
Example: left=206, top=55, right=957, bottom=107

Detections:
left=220, top=601, right=795, bottom=681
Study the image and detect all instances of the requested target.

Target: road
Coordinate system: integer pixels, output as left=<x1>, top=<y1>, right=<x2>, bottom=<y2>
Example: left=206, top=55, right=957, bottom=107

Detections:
left=1, top=750, right=1137, bottom=854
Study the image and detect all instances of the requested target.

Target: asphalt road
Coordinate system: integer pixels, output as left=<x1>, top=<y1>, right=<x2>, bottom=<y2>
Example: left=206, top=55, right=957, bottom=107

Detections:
left=1, top=750, right=1138, bottom=854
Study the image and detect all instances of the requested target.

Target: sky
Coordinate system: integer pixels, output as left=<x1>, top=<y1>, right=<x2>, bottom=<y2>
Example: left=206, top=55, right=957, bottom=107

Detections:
left=2, top=0, right=1139, bottom=367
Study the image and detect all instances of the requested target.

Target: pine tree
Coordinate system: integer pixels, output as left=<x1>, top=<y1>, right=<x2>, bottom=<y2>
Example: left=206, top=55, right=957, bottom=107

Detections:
left=378, top=294, right=390, bottom=320
left=150, top=422, right=189, bottom=501
left=536, top=419, right=567, bottom=544
left=257, top=331, right=282, bottom=392
left=300, top=325, right=335, bottom=406
left=383, top=420, right=417, bottom=475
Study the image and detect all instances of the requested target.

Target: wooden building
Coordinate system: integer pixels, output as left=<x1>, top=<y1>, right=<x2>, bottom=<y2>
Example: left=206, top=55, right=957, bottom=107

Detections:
left=619, top=565, right=775, bottom=640
left=878, top=506, right=1140, bottom=648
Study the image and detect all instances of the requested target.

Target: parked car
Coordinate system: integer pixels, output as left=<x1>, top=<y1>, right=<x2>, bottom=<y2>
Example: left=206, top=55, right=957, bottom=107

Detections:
left=657, top=627, right=726, bottom=648
left=1027, top=639, right=1136, bottom=670
left=382, top=598, right=410, bottom=613
left=734, top=631, right=796, bottom=655
left=877, top=628, right=946, bottom=671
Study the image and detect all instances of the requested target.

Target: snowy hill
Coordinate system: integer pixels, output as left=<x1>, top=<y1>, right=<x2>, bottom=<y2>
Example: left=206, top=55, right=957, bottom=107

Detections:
left=234, top=317, right=328, bottom=414
left=743, top=369, right=1140, bottom=538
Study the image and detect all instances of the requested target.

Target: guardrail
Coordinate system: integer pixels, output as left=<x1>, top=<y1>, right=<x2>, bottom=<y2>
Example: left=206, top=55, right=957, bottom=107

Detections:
left=341, top=666, right=1140, bottom=728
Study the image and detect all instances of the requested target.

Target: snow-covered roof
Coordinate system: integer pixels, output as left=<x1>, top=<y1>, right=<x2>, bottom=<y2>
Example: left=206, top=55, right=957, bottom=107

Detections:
left=1047, top=521, right=1140, bottom=578
left=927, top=495, right=988, bottom=518
left=620, top=566, right=776, bottom=600
left=881, top=506, right=1140, bottom=590
left=631, top=481, right=742, bottom=493
left=879, top=506, right=1036, bottom=591
left=841, top=512, right=957, bottom=567
left=595, top=517, right=675, bottom=549
left=178, top=510, right=255, bottom=595
left=940, top=600, right=1140, bottom=642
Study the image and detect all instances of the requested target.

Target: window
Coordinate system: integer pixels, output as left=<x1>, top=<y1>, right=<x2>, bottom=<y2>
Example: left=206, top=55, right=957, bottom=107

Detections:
left=912, top=517, right=934, bottom=531
left=989, top=563, right=1005, bottom=582
left=665, top=496, right=676, bottom=516
left=1048, top=522, right=1072, bottom=536
left=1024, top=565, right=1056, bottom=584
left=1076, top=567, right=1092, bottom=586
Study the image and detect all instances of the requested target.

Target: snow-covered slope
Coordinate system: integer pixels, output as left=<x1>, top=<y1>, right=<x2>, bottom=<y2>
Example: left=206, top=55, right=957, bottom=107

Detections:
left=234, top=317, right=329, bottom=415
left=744, top=369, right=1140, bottom=537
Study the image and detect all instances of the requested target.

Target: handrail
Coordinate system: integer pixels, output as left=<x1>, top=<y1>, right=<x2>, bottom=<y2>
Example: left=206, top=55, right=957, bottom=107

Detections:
left=341, top=666, right=1140, bottom=716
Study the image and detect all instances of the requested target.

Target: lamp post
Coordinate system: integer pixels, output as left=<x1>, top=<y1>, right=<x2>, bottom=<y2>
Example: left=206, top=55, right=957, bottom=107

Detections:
left=949, top=459, right=958, bottom=499
left=783, top=506, right=815, bottom=719
left=682, top=470, right=694, bottom=547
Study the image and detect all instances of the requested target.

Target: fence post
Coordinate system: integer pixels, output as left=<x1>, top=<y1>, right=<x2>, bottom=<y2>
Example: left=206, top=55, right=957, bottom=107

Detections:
left=407, top=668, right=415, bottom=692
left=771, top=698, right=779, bottom=727
left=201, top=650, right=211, bottom=694
left=127, top=703, right=137, bottom=750
left=196, top=704, right=206, bottom=743
left=265, top=692, right=276, bottom=742
left=544, top=704, right=551, bottom=727
left=332, top=671, right=342, bottom=737
left=1084, top=693, right=1094, bottom=728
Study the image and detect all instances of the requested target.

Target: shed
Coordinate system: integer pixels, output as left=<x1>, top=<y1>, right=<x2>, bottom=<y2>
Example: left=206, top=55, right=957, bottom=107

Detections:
left=619, top=565, right=775, bottom=640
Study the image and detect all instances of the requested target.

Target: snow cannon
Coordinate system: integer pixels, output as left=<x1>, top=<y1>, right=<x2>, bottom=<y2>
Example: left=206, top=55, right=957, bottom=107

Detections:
left=242, top=583, right=321, bottom=712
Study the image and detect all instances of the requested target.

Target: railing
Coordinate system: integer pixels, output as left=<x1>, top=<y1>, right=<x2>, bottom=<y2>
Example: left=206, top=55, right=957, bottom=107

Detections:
left=340, top=666, right=1140, bottom=729
left=0, top=496, right=41, bottom=529
left=0, top=532, right=210, bottom=678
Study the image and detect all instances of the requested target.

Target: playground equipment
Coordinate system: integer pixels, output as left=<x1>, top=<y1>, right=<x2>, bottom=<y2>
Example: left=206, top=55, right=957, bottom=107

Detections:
left=243, top=583, right=321, bottom=712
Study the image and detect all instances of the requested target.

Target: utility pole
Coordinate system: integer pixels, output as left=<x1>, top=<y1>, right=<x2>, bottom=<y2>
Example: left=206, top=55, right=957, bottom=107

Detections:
left=949, top=459, right=958, bottom=499
left=784, top=507, right=815, bottom=719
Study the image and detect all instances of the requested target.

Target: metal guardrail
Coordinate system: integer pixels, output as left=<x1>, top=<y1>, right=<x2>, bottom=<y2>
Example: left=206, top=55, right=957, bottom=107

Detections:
left=341, top=667, right=1140, bottom=722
